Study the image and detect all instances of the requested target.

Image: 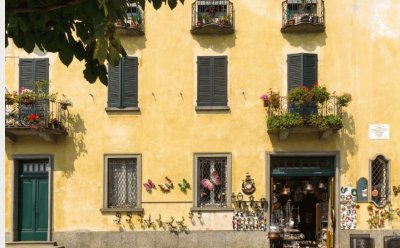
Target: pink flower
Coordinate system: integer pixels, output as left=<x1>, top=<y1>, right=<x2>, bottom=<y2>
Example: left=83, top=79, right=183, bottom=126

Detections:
left=260, top=94, right=268, bottom=100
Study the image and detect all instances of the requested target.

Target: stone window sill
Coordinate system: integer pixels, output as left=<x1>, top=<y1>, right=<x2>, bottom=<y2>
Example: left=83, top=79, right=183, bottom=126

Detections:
left=105, top=107, right=140, bottom=113
left=190, top=207, right=234, bottom=212
left=195, top=106, right=230, bottom=112
left=100, top=207, right=144, bottom=213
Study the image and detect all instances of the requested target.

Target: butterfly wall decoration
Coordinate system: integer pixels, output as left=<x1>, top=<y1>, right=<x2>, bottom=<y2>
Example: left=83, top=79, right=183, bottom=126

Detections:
left=143, top=179, right=156, bottom=192
left=393, top=185, right=400, bottom=197
left=201, top=171, right=221, bottom=191
left=178, top=179, right=191, bottom=192
left=159, top=176, right=174, bottom=192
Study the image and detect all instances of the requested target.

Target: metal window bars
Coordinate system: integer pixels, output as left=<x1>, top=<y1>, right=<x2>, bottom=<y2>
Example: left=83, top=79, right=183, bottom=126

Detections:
left=108, top=158, right=138, bottom=208
left=281, top=0, right=325, bottom=31
left=371, top=155, right=389, bottom=207
left=191, top=0, right=234, bottom=29
left=115, top=3, right=145, bottom=33
left=198, top=157, right=227, bottom=207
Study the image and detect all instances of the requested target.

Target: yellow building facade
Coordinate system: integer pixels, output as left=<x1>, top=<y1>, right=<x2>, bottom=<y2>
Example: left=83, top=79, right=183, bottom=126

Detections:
left=5, top=0, right=400, bottom=247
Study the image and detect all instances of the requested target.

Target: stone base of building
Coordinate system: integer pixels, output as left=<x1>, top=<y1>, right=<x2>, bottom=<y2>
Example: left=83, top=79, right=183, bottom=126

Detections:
left=53, top=231, right=268, bottom=248
left=339, top=229, right=400, bottom=248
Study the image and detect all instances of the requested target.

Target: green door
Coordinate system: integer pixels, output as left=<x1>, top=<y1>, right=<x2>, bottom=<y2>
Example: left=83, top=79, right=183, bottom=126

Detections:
left=18, top=160, right=49, bottom=241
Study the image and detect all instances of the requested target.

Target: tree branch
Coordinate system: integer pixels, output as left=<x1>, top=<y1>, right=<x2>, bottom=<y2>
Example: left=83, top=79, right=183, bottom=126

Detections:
left=8, top=0, right=87, bottom=14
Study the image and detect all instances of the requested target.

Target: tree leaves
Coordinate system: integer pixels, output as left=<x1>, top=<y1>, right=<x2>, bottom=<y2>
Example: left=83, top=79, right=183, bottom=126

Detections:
left=5, top=0, right=185, bottom=84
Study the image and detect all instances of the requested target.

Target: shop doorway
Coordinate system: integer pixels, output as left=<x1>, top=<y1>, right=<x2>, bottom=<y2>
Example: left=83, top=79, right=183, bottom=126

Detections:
left=269, top=155, right=336, bottom=248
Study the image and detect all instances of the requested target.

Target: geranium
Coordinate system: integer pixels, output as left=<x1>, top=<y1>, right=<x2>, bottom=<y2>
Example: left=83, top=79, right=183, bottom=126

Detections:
left=260, top=89, right=280, bottom=109
left=26, top=113, right=45, bottom=130
left=18, top=88, right=36, bottom=105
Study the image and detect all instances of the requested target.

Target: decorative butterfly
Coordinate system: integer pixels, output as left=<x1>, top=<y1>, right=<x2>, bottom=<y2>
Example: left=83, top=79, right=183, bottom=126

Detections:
left=201, top=171, right=221, bottom=191
left=178, top=179, right=191, bottom=192
left=159, top=177, right=174, bottom=192
left=143, top=179, right=156, bottom=192
left=393, top=185, right=400, bottom=197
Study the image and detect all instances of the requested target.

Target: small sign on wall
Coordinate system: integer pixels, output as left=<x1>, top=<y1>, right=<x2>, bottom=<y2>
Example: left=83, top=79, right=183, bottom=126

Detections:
left=369, top=124, right=390, bottom=140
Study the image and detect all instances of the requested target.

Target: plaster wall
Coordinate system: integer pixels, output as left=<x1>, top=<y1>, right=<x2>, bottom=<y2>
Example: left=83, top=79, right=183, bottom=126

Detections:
left=4, top=0, right=400, bottom=240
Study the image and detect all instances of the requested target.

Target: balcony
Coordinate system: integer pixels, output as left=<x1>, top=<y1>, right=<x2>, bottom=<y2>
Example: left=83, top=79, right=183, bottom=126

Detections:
left=266, top=96, right=344, bottom=140
left=5, top=100, right=69, bottom=143
left=191, top=0, right=234, bottom=35
left=281, top=0, right=325, bottom=33
left=115, top=3, right=145, bottom=36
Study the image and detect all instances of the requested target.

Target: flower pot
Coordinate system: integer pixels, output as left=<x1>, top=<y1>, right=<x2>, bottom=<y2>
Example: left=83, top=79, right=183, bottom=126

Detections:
left=20, top=99, right=35, bottom=105
left=300, top=15, right=310, bottom=23
left=196, top=21, right=203, bottom=27
left=311, top=16, right=319, bottom=24
left=288, top=19, right=295, bottom=25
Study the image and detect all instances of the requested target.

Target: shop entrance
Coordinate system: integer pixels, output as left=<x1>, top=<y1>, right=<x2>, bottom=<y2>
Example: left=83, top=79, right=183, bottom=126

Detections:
left=269, top=156, right=335, bottom=248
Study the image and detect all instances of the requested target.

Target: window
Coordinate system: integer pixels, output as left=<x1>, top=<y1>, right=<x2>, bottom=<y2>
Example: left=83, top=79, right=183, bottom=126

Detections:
left=19, top=58, right=50, bottom=120
left=197, top=56, right=228, bottom=108
left=369, top=155, right=390, bottom=207
left=107, top=57, right=139, bottom=109
left=196, top=0, right=229, bottom=19
left=103, top=155, right=142, bottom=211
left=287, top=53, right=317, bottom=115
left=193, top=154, right=232, bottom=210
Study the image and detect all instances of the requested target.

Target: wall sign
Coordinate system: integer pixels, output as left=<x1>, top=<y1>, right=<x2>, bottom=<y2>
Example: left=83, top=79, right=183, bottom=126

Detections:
left=357, top=177, right=368, bottom=203
left=369, top=124, right=390, bottom=140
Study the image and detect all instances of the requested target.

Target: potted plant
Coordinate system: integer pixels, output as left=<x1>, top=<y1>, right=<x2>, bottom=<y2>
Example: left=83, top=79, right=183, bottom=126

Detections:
left=311, top=15, right=319, bottom=24
left=337, top=93, right=352, bottom=107
left=49, top=118, right=62, bottom=129
left=218, top=15, right=230, bottom=26
left=260, top=90, right=280, bottom=110
left=18, top=88, right=36, bottom=105
left=288, top=86, right=311, bottom=106
left=287, top=15, right=295, bottom=25
left=197, top=13, right=204, bottom=27
left=5, top=90, right=18, bottom=105
left=310, top=84, right=330, bottom=104
left=130, top=15, right=138, bottom=28
left=26, top=113, right=45, bottom=130
left=59, top=98, right=73, bottom=110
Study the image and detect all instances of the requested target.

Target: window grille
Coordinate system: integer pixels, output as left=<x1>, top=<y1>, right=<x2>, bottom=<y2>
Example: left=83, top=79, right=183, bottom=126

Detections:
left=197, top=157, right=227, bottom=207
left=370, top=155, right=390, bottom=207
left=108, top=158, right=137, bottom=208
left=196, top=0, right=229, bottom=18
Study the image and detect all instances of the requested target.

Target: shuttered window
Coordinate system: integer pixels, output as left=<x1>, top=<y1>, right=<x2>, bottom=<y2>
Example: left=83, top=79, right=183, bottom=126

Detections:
left=19, top=58, right=49, bottom=92
left=108, top=57, right=138, bottom=108
left=197, top=56, right=228, bottom=107
left=287, top=53, right=317, bottom=92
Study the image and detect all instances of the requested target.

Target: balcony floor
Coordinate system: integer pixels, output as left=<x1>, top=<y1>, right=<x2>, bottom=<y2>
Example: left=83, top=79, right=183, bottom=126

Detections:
left=281, top=22, right=325, bottom=33
left=191, top=23, right=234, bottom=35
left=6, top=127, right=67, bottom=143
left=115, top=26, right=144, bottom=36
left=268, top=126, right=339, bottom=140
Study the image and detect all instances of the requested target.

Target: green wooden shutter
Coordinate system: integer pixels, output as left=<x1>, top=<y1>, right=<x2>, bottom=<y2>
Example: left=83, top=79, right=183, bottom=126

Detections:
left=287, top=54, right=303, bottom=93
left=108, top=61, right=121, bottom=108
left=302, top=53, right=318, bottom=89
left=122, top=57, right=138, bottom=107
left=212, top=56, right=228, bottom=106
left=19, top=59, right=35, bottom=90
left=197, top=57, right=213, bottom=106
left=34, top=59, right=49, bottom=94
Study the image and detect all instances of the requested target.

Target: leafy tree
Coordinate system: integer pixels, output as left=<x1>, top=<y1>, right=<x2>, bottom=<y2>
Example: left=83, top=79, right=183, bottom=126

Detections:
left=5, top=0, right=184, bottom=85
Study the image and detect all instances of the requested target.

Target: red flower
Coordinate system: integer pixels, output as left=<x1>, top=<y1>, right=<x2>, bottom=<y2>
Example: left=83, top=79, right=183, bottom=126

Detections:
left=313, top=82, right=318, bottom=87
left=28, top=114, right=36, bottom=121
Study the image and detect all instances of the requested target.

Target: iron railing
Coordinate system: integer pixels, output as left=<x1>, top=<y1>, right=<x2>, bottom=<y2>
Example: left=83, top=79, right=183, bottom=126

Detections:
left=5, top=99, right=69, bottom=131
left=267, top=96, right=341, bottom=120
left=191, top=0, right=234, bottom=30
left=282, top=0, right=324, bottom=28
left=115, top=3, right=145, bottom=33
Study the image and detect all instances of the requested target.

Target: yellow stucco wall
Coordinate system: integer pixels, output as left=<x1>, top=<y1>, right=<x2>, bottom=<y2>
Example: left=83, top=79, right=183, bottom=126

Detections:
left=5, top=0, right=400, bottom=233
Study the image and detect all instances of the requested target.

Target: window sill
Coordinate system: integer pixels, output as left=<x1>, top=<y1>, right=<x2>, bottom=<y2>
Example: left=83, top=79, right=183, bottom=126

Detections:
left=195, top=106, right=230, bottom=112
left=105, top=107, right=140, bottom=113
left=190, top=207, right=234, bottom=212
left=100, top=207, right=144, bottom=213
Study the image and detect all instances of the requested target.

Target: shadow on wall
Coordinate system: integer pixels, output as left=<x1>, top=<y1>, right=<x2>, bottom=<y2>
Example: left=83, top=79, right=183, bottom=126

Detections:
left=282, top=32, right=327, bottom=51
left=337, top=112, right=356, bottom=174
left=192, top=34, right=236, bottom=53
left=121, top=36, right=146, bottom=54
left=55, top=113, right=87, bottom=178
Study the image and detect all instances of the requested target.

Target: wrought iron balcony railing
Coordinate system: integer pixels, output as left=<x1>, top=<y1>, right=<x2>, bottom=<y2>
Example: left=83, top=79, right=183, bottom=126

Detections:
left=267, top=96, right=343, bottom=140
left=281, top=0, right=325, bottom=33
left=5, top=99, right=69, bottom=142
left=115, top=3, right=145, bottom=36
left=191, top=0, right=234, bottom=35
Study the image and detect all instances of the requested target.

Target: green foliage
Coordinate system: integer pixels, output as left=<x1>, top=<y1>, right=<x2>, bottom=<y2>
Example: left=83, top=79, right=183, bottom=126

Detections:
left=267, top=113, right=304, bottom=130
left=310, top=85, right=330, bottom=104
left=337, top=93, right=352, bottom=107
left=260, top=90, right=280, bottom=110
left=288, top=86, right=311, bottom=106
left=6, top=0, right=184, bottom=85
left=309, top=114, right=343, bottom=131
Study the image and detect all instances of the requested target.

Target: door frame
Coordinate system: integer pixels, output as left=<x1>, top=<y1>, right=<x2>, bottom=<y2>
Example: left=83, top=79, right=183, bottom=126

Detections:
left=265, top=151, right=340, bottom=248
left=11, top=154, right=53, bottom=242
